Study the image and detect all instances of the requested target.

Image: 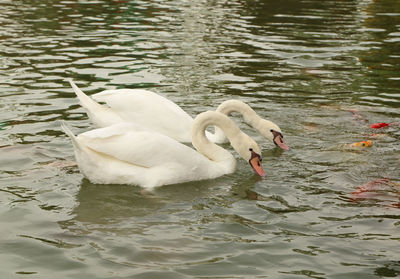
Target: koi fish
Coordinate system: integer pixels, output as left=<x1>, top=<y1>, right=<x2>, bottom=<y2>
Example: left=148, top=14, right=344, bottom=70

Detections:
left=349, top=140, right=373, bottom=148
left=370, top=122, right=390, bottom=129
left=347, top=109, right=368, bottom=123
left=351, top=178, right=391, bottom=195
left=350, top=178, right=400, bottom=208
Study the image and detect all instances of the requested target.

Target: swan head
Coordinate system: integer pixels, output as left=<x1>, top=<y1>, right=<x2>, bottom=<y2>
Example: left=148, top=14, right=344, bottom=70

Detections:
left=231, top=134, right=265, bottom=177
left=257, top=119, right=290, bottom=150
left=248, top=148, right=265, bottom=177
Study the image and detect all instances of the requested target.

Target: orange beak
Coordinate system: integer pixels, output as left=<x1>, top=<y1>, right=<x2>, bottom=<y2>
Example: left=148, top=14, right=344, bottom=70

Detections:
left=273, top=134, right=289, bottom=150
left=271, top=130, right=290, bottom=151
left=249, top=152, right=265, bottom=177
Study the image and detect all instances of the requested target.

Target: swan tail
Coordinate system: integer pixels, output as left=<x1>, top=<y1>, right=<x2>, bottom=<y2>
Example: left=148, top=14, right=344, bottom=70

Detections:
left=60, top=121, right=81, bottom=151
left=68, top=79, right=104, bottom=111
left=67, top=79, right=122, bottom=127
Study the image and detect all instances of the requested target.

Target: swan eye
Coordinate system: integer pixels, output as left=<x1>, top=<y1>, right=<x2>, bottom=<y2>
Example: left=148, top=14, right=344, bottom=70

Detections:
left=249, top=148, right=253, bottom=151
left=270, top=129, right=273, bottom=132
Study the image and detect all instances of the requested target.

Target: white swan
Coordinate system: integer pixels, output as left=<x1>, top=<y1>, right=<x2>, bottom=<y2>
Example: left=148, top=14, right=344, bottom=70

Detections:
left=61, top=111, right=265, bottom=189
left=69, top=80, right=289, bottom=150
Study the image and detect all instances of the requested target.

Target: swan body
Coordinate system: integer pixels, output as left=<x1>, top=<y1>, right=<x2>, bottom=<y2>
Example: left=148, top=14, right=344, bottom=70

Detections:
left=62, top=111, right=264, bottom=189
left=69, top=80, right=289, bottom=149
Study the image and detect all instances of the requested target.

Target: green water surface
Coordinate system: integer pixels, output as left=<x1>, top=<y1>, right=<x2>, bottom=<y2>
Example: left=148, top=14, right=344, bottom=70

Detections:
left=0, top=0, right=399, bottom=278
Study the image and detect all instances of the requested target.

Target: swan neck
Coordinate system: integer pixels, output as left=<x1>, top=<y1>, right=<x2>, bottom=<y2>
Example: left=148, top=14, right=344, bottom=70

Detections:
left=217, top=100, right=260, bottom=127
left=191, top=111, right=239, bottom=165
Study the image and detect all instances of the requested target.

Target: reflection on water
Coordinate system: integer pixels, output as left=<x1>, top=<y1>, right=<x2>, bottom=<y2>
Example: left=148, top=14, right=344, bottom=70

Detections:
left=0, top=0, right=399, bottom=278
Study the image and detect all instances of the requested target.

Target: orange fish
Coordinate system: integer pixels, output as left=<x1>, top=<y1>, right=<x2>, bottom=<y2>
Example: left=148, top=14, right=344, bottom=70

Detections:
left=349, top=140, right=373, bottom=148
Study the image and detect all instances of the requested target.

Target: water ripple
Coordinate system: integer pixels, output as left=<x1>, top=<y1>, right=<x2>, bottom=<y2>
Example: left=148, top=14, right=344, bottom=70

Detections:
left=0, top=0, right=399, bottom=278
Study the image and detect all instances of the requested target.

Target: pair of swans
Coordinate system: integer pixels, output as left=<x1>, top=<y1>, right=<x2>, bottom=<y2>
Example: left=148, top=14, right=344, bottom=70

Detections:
left=63, top=80, right=289, bottom=188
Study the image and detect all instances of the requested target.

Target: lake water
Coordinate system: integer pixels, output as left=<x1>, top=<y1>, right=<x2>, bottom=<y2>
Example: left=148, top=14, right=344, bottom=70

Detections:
left=0, top=0, right=399, bottom=278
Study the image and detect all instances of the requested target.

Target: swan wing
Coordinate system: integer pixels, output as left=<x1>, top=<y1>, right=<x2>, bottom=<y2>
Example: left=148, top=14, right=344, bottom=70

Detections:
left=92, top=90, right=194, bottom=142
left=77, top=123, right=204, bottom=168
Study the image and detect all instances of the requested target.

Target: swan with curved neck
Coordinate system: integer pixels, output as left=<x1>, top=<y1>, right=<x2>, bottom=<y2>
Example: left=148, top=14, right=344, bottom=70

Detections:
left=61, top=111, right=265, bottom=189
left=69, top=80, right=289, bottom=150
